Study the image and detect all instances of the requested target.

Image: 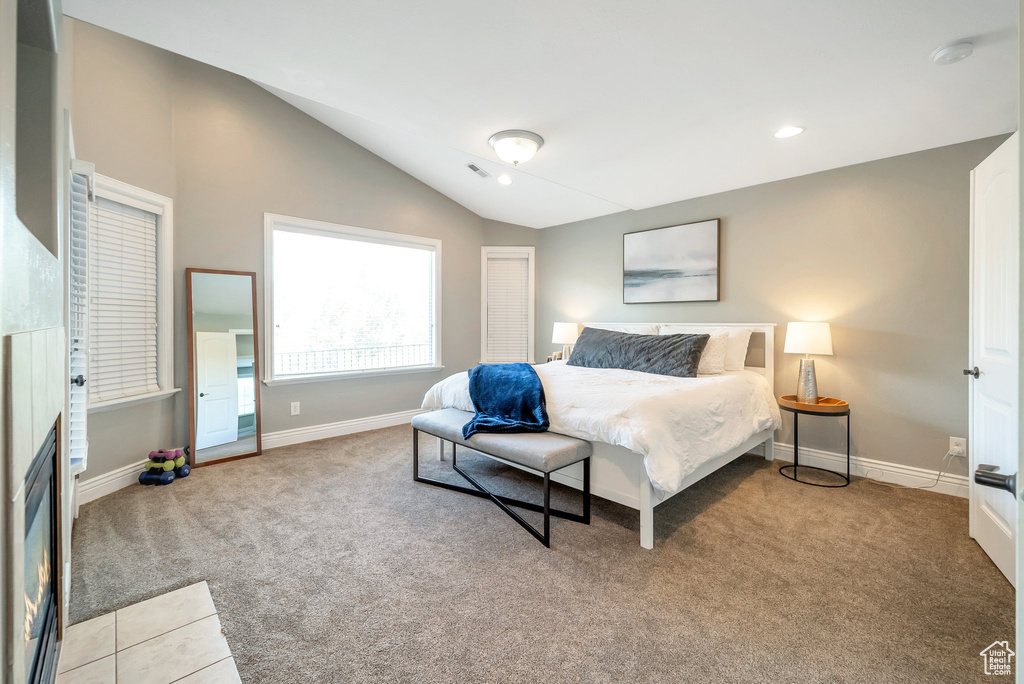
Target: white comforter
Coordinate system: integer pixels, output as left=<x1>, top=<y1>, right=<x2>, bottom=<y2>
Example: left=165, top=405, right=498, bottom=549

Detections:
left=421, top=362, right=782, bottom=496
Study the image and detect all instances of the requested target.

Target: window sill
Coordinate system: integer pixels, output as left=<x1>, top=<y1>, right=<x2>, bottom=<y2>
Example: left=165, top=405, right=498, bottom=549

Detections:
left=264, top=364, right=445, bottom=386
left=88, top=388, right=181, bottom=414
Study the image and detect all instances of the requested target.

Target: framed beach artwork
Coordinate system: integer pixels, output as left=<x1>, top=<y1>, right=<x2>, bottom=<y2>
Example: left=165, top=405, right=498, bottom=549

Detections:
left=622, top=219, right=720, bottom=303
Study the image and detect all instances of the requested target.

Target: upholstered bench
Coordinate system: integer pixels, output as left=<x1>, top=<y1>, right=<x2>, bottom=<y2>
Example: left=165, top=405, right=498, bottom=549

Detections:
left=411, top=408, right=592, bottom=547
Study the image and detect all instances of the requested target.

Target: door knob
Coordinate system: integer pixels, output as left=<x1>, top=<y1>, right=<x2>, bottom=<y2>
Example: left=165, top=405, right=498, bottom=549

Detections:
left=963, top=367, right=980, bottom=378
left=199, top=392, right=206, bottom=397
left=975, top=464, right=1016, bottom=495
left=70, top=375, right=86, bottom=387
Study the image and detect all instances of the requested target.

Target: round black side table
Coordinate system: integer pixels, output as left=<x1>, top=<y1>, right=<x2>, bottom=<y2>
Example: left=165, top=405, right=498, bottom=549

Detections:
left=777, top=395, right=850, bottom=488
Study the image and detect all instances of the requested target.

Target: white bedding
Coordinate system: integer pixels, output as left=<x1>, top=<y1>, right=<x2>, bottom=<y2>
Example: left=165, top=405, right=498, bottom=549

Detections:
left=421, top=362, right=782, bottom=496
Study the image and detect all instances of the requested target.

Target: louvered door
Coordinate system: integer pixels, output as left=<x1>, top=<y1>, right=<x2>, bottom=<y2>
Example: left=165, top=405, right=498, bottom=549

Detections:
left=481, top=247, right=535, bottom=363
left=68, top=170, right=90, bottom=473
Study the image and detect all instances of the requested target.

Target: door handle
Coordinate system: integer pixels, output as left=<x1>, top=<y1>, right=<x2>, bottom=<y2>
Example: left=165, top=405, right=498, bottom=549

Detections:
left=199, top=392, right=206, bottom=397
left=963, top=367, right=980, bottom=378
left=975, top=464, right=1016, bottom=495
left=70, top=375, right=86, bottom=387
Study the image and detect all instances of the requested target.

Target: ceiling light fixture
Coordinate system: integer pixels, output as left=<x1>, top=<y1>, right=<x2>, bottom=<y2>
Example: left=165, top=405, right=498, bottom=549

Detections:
left=774, top=126, right=805, bottom=139
left=497, top=174, right=513, bottom=186
left=931, top=41, right=974, bottom=65
left=488, top=130, right=544, bottom=166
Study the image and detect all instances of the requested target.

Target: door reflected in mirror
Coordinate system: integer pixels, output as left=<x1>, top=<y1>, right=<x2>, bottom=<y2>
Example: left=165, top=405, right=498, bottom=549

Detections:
left=187, top=269, right=262, bottom=465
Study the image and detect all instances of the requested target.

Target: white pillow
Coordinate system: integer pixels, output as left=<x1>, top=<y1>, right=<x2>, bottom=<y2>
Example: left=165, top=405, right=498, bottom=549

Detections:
left=696, top=332, right=728, bottom=375
left=720, top=328, right=753, bottom=370
left=659, top=325, right=753, bottom=371
left=583, top=323, right=660, bottom=336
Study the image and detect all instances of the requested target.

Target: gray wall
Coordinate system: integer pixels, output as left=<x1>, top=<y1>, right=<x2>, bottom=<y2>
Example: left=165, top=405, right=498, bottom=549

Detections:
left=72, top=21, right=486, bottom=478
left=497, top=137, right=1007, bottom=477
left=73, top=19, right=1004, bottom=482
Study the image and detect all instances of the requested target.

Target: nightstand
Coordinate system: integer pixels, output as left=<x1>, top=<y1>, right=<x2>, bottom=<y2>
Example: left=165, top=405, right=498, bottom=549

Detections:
left=778, top=395, right=850, bottom=488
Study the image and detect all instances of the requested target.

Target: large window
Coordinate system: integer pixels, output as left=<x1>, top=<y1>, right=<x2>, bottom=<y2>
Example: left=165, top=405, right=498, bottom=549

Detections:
left=87, top=175, right=175, bottom=410
left=265, top=214, right=441, bottom=383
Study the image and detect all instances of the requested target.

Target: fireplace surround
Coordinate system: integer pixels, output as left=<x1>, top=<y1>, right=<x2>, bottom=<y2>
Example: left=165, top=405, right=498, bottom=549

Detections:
left=23, top=424, right=59, bottom=684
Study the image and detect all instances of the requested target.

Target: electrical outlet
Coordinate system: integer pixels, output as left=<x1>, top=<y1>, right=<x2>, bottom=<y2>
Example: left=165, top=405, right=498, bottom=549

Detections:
left=290, top=401, right=300, bottom=416
left=949, top=436, right=967, bottom=457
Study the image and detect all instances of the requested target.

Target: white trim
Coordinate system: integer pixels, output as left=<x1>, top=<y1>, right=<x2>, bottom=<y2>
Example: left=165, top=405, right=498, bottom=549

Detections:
left=480, top=246, right=536, bottom=364
left=262, top=408, right=425, bottom=449
left=968, top=166, right=977, bottom=537
left=87, top=387, right=181, bottom=413
left=263, top=213, right=442, bottom=384
left=262, top=365, right=445, bottom=386
left=773, top=442, right=969, bottom=498
left=90, top=173, right=175, bottom=404
left=77, top=457, right=149, bottom=505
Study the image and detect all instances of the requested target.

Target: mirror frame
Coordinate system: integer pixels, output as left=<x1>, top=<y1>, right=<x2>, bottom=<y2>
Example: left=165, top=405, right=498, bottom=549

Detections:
left=186, top=267, right=263, bottom=467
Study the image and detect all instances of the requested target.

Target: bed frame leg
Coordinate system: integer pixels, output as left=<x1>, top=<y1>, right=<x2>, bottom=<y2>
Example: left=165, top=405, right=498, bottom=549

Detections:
left=436, top=436, right=445, bottom=461
left=640, top=478, right=654, bottom=550
left=764, top=435, right=775, bottom=461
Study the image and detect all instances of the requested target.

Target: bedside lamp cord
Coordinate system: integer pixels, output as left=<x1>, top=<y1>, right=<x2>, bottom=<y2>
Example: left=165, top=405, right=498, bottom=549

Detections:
left=864, top=447, right=960, bottom=491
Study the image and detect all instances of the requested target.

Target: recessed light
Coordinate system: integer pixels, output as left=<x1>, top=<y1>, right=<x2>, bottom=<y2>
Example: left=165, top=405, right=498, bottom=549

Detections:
left=497, top=174, right=513, bottom=186
left=931, top=41, right=974, bottom=65
left=774, top=126, right=805, bottom=139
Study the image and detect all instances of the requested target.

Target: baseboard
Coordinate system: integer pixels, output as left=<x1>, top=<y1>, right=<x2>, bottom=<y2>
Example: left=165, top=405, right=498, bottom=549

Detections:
left=773, top=442, right=969, bottom=498
left=77, top=458, right=149, bottom=505
left=261, top=408, right=425, bottom=450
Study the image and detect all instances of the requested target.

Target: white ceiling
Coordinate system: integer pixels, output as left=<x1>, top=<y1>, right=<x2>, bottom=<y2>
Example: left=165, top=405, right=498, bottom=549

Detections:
left=65, top=1, right=1017, bottom=228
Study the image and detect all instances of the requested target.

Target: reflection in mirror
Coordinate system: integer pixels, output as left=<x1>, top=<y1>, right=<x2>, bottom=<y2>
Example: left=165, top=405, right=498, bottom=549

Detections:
left=187, top=269, right=262, bottom=465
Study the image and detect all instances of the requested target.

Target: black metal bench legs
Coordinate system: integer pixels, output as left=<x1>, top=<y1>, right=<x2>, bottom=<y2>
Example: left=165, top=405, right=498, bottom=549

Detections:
left=412, top=427, right=591, bottom=548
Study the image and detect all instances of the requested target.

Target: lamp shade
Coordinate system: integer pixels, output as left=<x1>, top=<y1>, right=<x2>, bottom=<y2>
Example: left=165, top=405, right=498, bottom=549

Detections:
left=784, top=322, right=833, bottom=356
left=552, top=322, right=581, bottom=345
left=488, top=130, right=544, bottom=166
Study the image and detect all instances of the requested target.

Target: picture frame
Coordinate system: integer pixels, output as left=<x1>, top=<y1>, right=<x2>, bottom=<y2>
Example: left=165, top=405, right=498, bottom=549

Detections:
left=622, top=219, right=720, bottom=303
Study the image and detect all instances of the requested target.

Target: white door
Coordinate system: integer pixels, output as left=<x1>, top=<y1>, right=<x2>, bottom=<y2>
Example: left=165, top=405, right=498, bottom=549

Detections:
left=195, top=332, right=240, bottom=450
left=969, top=132, right=1019, bottom=586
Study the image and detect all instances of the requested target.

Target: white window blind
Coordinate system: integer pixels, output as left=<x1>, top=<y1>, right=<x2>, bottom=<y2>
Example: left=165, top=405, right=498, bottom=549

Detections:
left=68, top=171, right=90, bottom=471
left=481, top=247, right=534, bottom=363
left=88, top=195, right=160, bottom=403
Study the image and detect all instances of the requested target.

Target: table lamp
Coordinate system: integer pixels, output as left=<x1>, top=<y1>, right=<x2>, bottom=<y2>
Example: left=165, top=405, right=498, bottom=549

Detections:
left=784, top=322, right=833, bottom=404
left=552, top=322, right=581, bottom=360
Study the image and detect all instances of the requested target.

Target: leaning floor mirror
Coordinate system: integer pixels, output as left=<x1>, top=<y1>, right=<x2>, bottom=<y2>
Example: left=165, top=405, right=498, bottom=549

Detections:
left=187, top=268, right=262, bottom=466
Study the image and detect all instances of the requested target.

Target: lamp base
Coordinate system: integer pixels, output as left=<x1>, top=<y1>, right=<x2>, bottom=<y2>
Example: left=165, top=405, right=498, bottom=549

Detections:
left=796, top=358, right=818, bottom=404
left=562, top=344, right=572, bottom=360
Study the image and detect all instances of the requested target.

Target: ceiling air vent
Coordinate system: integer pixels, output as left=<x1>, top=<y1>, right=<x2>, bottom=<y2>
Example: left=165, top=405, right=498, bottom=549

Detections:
left=467, top=163, right=490, bottom=179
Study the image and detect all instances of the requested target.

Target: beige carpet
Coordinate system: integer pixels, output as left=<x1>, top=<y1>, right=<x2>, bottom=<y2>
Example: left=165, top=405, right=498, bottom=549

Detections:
left=70, top=426, right=1013, bottom=683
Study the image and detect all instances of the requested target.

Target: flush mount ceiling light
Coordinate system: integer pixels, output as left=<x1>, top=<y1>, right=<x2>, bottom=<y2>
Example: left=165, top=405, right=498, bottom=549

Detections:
left=497, top=174, right=513, bottom=186
left=931, top=41, right=974, bottom=65
left=774, top=126, right=805, bottom=139
left=488, top=130, right=544, bottom=166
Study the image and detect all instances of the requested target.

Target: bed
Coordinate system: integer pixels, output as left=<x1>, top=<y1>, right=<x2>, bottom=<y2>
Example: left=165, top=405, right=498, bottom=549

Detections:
left=421, top=323, right=780, bottom=549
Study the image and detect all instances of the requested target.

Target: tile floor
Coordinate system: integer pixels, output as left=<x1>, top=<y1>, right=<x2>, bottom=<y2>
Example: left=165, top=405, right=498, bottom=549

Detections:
left=56, top=582, right=241, bottom=684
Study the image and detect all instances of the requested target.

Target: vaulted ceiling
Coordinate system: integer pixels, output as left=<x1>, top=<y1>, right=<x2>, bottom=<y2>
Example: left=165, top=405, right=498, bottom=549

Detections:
left=64, top=1, right=1017, bottom=228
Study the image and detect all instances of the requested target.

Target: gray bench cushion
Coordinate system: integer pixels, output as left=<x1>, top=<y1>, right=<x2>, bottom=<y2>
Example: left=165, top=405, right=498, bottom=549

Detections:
left=412, top=409, right=592, bottom=473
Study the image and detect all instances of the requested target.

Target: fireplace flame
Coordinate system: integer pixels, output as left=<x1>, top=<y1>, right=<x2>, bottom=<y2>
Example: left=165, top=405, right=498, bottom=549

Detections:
left=24, top=547, right=50, bottom=644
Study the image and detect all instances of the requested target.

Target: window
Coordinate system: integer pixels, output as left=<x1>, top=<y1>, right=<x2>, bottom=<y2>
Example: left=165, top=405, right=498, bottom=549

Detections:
left=87, top=175, right=175, bottom=410
left=480, top=246, right=535, bottom=364
left=265, top=214, right=441, bottom=383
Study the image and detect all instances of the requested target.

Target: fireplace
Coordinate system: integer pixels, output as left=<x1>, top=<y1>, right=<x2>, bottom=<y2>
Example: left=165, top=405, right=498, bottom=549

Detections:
left=23, top=423, right=58, bottom=684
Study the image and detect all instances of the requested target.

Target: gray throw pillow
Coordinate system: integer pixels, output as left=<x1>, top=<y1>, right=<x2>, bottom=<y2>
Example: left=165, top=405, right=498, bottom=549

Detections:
left=567, top=327, right=709, bottom=378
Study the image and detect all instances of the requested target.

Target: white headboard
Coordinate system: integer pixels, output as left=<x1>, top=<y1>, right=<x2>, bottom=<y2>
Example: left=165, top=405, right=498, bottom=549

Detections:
left=582, top=322, right=777, bottom=393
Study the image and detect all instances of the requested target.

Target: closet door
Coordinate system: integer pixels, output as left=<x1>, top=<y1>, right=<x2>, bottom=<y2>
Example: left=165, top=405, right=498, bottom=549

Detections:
left=480, top=247, right=535, bottom=364
left=67, top=169, right=91, bottom=474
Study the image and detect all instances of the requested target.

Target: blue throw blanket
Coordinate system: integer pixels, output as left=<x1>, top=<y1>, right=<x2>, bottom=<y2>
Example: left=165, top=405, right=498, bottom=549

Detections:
left=462, top=363, right=550, bottom=439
